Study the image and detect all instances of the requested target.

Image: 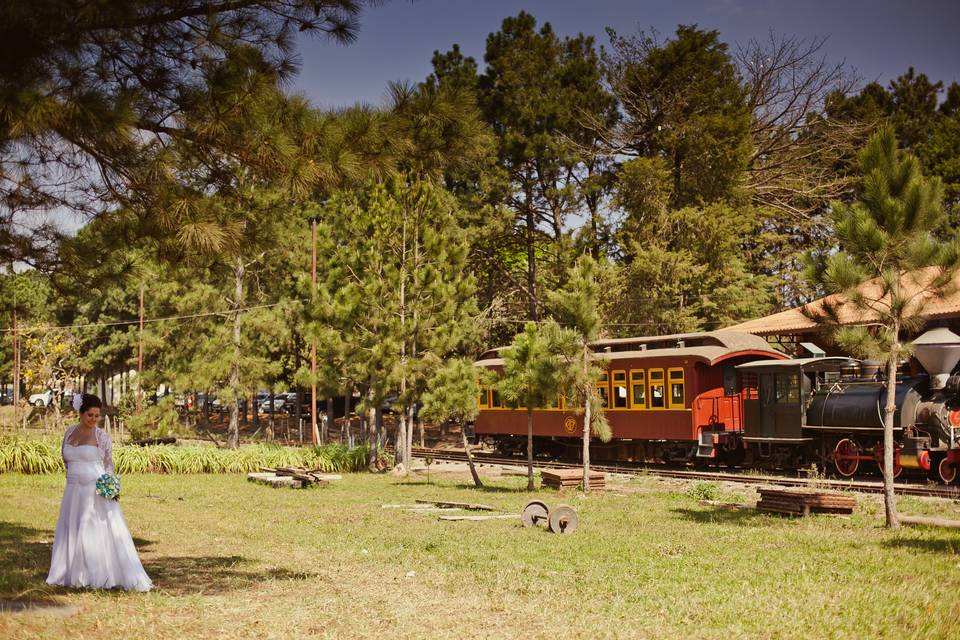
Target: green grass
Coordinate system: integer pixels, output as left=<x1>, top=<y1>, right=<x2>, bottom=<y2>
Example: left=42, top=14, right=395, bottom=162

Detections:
left=1, top=470, right=959, bottom=639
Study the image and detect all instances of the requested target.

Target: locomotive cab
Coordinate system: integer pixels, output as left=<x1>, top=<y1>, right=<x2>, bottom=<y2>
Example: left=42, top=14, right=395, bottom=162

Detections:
left=735, top=357, right=854, bottom=468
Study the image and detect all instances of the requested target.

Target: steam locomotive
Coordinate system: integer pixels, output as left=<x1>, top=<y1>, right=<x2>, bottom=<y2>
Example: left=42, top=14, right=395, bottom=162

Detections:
left=472, top=329, right=960, bottom=484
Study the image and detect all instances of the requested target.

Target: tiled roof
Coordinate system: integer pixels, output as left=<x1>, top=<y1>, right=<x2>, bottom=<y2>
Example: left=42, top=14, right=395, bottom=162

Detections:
left=726, top=267, right=960, bottom=336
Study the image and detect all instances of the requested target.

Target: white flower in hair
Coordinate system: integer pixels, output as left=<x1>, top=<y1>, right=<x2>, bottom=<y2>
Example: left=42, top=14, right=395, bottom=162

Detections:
left=72, top=393, right=83, bottom=412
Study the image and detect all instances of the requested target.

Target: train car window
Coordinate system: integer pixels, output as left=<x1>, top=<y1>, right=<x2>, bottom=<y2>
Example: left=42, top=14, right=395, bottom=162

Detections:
left=478, top=385, right=489, bottom=409
left=595, top=373, right=610, bottom=408
left=740, top=373, right=759, bottom=400
left=668, top=368, right=685, bottom=409
left=775, top=374, right=799, bottom=404
left=491, top=388, right=502, bottom=408
left=630, top=370, right=646, bottom=409
left=649, top=369, right=665, bottom=409
left=612, top=370, right=628, bottom=409
left=722, top=364, right=737, bottom=396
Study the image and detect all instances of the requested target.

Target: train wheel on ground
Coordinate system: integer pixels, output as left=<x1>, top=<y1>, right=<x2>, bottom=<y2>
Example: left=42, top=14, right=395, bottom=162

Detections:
left=548, top=504, right=578, bottom=534
left=833, top=438, right=860, bottom=477
left=520, top=500, right=550, bottom=528
left=939, top=457, right=958, bottom=484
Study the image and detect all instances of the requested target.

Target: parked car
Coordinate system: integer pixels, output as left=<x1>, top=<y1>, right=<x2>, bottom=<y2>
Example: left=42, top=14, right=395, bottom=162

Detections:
left=256, top=392, right=285, bottom=414
left=0, top=391, right=13, bottom=406
left=29, top=390, right=53, bottom=407
left=212, top=395, right=246, bottom=412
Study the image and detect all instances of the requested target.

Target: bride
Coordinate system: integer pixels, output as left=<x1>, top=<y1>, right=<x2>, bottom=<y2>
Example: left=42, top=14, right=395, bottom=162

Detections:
left=46, top=393, right=152, bottom=591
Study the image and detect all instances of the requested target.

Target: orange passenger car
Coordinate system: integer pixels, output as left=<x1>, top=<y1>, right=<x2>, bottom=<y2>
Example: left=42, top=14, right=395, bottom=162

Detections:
left=473, top=331, right=785, bottom=463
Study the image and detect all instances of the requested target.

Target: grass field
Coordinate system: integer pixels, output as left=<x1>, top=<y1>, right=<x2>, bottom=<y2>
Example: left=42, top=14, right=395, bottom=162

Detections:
left=2, top=467, right=959, bottom=639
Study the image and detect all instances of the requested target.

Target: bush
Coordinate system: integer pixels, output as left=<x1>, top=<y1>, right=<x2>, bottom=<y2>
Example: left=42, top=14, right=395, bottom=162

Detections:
left=124, top=396, right=184, bottom=441
left=0, top=436, right=371, bottom=475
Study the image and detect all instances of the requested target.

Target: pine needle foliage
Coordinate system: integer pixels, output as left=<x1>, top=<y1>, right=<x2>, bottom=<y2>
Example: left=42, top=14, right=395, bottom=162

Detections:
left=499, top=321, right=567, bottom=489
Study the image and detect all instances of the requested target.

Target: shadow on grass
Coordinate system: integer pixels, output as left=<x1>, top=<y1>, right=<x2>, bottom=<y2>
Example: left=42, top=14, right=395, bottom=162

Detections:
left=882, top=537, right=960, bottom=554
left=671, top=506, right=771, bottom=525
left=0, top=520, right=312, bottom=600
left=142, top=555, right=318, bottom=595
left=450, top=482, right=535, bottom=494
left=0, top=521, right=57, bottom=601
left=0, top=520, right=161, bottom=604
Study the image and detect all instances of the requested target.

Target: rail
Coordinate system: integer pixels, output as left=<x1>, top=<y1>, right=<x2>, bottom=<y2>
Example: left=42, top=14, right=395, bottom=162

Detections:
left=409, top=446, right=960, bottom=500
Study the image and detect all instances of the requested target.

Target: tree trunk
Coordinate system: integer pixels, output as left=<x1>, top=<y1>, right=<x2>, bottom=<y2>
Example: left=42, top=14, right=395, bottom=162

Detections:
left=582, top=395, right=592, bottom=494
left=324, top=395, right=333, bottom=444
left=406, top=404, right=415, bottom=471
left=526, top=407, right=535, bottom=491
left=343, top=387, right=351, bottom=444
left=461, top=423, right=483, bottom=488
left=227, top=258, right=244, bottom=449
left=395, top=408, right=406, bottom=467
left=367, top=399, right=378, bottom=470
left=883, top=344, right=901, bottom=528
left=525, top=187, right=538, bottom=321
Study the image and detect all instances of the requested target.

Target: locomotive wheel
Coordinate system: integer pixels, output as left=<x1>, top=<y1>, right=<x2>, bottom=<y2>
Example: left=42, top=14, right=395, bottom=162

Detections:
left=833, top=439, right=860, bottom=477
left=521, top=500, right=550, bottom=528
left=939, top=457, right=958, bottom=484
left=547, top=504, right=578, bottom=534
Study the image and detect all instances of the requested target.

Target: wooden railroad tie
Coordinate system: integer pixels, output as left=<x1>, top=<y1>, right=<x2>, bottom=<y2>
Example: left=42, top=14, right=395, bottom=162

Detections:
left=540, top=469, right=606, bottom=491
left=756, top=488, right=855, bottom=516
left=247, top=467, right=342, bottom=489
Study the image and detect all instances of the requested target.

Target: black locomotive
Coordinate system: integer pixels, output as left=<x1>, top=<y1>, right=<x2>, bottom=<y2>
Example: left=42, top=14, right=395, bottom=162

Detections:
left=735, top=328, right=960, bottom=483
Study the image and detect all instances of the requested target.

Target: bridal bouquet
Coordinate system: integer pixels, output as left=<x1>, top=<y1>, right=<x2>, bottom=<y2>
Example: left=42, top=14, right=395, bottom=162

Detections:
left=95, top=473, right=121, bottom=501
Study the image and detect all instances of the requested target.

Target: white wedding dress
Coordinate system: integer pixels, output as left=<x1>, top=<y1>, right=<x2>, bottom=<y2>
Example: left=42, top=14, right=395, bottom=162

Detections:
left=46, top=425, right=152, bottom=591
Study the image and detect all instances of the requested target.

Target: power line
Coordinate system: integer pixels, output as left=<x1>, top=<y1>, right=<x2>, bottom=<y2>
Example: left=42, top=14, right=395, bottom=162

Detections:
left=0, top=300, right=303, bottom=334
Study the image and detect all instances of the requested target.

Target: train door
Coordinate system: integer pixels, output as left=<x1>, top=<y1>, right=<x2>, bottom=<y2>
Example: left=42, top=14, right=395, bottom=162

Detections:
left=758, top=373, right=776, bottom=437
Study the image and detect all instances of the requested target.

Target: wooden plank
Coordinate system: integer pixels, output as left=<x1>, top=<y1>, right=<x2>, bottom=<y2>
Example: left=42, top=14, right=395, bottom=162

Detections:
left=900, top=515, right=960, bottom=529
left=438, top=514, right=522, bottom=522
left=699, top=500, right=752, bottom=511
left=415, top=499, right=495, bottom=511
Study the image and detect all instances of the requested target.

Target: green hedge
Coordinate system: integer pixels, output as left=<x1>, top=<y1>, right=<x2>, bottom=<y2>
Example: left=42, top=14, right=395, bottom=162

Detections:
left=0, top=436, right=370, bottom=475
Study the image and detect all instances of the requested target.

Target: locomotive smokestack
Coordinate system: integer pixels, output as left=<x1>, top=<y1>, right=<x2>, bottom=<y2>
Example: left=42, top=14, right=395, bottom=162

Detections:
left=913, top=328, right=960, bottom=390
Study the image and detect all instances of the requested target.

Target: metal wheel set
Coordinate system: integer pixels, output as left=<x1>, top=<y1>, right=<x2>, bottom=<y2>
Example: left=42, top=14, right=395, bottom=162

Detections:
left=520, top=500, right=578, bottom=534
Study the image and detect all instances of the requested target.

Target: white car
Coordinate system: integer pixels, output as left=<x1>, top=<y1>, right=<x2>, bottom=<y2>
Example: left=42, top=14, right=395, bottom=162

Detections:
left=29, top=390, right=53, bottom=407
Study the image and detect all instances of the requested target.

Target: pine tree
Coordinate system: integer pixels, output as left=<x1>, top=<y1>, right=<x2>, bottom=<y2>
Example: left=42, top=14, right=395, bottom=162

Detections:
left=420, top=358, right=485, bottom=487
left=806, top=127, right=960, bottom=528
left=499, top=321, right=565, bottom=491
left=309, top=176, right=480, bottom=468
left=546, top=257, right=611, bottom=492
left=0, top=1, right=375, bottom=264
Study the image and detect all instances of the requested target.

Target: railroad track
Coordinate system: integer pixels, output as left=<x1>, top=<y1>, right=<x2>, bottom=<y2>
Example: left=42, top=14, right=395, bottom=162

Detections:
left=410, top=447, right=960, bottom=500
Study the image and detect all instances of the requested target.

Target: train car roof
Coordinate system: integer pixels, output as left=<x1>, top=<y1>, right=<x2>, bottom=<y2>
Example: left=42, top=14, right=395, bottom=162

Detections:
left=475, top=330, right=784, bottom=367
left=735, top=356, right=855, bottom=373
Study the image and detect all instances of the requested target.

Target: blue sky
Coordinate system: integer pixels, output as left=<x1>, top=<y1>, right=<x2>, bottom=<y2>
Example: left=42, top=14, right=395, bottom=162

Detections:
left=293, top=0, right=960, bottom=109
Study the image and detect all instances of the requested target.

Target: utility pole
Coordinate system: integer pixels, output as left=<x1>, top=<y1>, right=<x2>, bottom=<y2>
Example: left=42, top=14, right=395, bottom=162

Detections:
left=137, top=285, right=144, bottom=414
left=310, top=219, right=320, bottom=446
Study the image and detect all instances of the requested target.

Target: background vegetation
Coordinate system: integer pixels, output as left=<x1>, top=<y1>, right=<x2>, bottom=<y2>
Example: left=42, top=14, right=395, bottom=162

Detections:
left=3, top=5, right=960, bottom=463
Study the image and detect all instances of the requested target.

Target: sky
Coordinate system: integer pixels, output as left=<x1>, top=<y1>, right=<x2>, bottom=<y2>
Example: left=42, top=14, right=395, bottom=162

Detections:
left=293, top=0, right=960, bottom=109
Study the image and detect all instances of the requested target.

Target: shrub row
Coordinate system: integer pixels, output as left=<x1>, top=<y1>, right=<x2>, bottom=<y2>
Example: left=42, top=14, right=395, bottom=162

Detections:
left=0, top=436, right=370, bottom=475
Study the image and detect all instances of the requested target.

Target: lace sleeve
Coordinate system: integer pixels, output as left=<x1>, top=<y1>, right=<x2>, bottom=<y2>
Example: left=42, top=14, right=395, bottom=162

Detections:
left=61, top=425, right=75, bottom=463
left=97, top=428, right=115, bottom=473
